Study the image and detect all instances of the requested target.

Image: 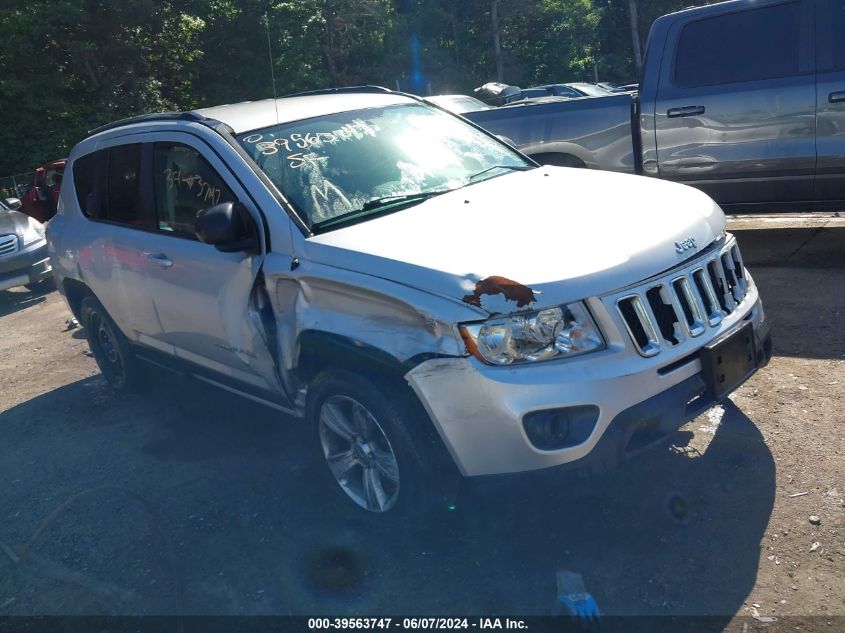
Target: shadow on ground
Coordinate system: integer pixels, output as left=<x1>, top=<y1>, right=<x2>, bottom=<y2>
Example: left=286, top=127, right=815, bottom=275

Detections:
left=0, top=373, right=775, bottom=622
left=0, top=286, right=51, bottom=317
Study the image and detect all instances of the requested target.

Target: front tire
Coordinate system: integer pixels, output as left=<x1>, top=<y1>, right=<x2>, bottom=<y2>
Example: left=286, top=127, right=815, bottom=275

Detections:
left=307, top=370, right=455, bottom=520
left=80, top=295, right=142, bottom=392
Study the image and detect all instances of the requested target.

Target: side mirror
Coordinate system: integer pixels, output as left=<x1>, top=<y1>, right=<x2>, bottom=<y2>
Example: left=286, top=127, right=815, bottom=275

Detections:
left=195, top=202, right=257, bottom=254
left=3, top=197, right=22, bottom=210
left=496, top=135, right=518, bottom=148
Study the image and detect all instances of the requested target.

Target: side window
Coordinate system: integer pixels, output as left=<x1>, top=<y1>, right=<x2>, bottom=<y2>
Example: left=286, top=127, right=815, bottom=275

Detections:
left=833, top=1, right=845, bottom=70
left=106, top=144, right=146, bottom=226
left=674, top=3, right=801, bottom=88
left=153, top=143, right=235, bottom=237
left=72, top=152, right=99, bottom=218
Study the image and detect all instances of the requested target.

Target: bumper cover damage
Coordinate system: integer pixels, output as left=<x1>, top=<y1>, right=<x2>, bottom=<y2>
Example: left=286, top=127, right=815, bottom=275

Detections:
left=406, top=297, right=771, bottom=478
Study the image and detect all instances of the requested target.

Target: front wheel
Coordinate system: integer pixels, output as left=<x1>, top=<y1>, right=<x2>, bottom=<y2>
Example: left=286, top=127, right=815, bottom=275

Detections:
left=307, top=371, right=456, bottom=520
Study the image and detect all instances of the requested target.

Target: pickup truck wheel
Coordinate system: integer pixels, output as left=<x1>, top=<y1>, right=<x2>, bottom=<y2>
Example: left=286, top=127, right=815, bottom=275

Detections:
left=307, top=371, right=448, bottom=520
left=80, top=296, right=142, bottom=393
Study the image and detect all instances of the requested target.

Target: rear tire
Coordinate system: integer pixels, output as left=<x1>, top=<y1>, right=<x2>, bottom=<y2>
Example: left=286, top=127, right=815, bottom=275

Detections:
left=307, top=370, right=457, bottom=522
left=80, top=295, right=143, bottom=393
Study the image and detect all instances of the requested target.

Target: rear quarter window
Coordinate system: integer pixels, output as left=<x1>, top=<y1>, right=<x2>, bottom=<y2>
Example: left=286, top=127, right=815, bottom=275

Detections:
left=674, top=2, right=802, bottom=88
left=72, top=152, right=99, bottom=218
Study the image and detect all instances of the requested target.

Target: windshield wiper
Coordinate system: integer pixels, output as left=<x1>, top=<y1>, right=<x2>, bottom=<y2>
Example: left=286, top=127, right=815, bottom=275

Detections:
left=360, top=189, right=453, bottom=211
left=313, top=189, right=454, bottom=231
left=466, top=164, right=533, bottom=183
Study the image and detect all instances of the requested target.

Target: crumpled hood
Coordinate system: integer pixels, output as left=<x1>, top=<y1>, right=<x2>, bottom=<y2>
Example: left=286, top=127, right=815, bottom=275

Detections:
left=304, top=167, right=726, bottom=314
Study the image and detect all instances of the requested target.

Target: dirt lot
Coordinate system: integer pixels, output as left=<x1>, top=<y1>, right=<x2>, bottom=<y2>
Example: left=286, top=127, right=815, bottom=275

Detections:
left=0, top=222, right=843, bottom=624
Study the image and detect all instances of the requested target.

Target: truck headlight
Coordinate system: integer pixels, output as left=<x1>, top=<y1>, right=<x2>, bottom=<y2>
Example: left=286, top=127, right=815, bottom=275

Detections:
left=22, top=218, right=46, bottom=246
left=460, top=302, right=605, bottom=365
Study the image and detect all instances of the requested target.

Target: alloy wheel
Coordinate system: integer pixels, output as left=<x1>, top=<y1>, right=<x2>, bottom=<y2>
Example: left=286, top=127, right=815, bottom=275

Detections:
left=318, top=395, right=400, bottom=513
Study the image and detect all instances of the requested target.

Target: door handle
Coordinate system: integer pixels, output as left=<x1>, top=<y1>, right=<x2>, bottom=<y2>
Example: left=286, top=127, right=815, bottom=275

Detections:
left=143, top=252, right=173, bottom=268
left=667, top=105, right=705, bottom=118
left=829, top=91, right=845, bottom=103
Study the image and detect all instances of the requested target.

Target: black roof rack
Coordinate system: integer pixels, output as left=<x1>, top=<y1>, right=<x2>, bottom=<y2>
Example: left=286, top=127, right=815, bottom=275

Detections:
left=282, top=85, right=393, bottom=98
left=87, top=111, right=209, bottom=137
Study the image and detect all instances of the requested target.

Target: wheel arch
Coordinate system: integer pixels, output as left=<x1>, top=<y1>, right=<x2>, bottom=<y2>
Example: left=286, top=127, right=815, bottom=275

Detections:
left=63, top=277, right=93, bottom=320
left=527, top=152, right=588, bottom=168
left=294, top=329, right=435, bottom=387
left=295, top=329, right=461, bottom=480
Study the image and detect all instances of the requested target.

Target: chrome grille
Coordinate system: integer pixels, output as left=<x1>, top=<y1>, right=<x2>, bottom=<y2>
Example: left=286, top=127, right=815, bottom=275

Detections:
left=0, top=234, right=19, bottom=257
left=614, top=240, right=749, bottom=357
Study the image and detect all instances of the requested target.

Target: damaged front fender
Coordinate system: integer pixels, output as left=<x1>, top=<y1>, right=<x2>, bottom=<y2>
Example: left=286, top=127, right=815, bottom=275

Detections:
left=259, top=254, right=474, bottom=407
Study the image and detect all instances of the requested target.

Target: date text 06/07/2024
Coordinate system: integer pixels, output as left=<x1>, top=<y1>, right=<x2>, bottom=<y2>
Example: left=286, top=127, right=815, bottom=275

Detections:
left=307, top=618, right=528, bottom=630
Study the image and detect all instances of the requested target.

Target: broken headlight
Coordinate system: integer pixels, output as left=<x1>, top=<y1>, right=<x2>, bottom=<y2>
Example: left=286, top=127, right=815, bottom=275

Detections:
left=460, top=302, right=605, bottom=365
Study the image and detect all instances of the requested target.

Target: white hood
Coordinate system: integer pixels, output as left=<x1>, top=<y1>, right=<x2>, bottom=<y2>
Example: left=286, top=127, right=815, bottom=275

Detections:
left=304, top=167, right=726, bottom=314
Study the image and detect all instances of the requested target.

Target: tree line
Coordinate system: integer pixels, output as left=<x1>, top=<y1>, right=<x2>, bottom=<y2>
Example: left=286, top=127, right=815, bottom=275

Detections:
left=0, top=0, right=715, bottom=176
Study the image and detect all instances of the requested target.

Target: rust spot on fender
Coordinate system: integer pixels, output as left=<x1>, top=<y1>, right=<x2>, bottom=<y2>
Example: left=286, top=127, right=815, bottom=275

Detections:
left=462, top=276, right=537, bottom=308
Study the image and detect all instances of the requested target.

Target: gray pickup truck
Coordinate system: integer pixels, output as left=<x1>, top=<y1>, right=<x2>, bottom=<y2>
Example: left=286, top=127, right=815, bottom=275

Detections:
left=465, top=0, right=845, bottom=212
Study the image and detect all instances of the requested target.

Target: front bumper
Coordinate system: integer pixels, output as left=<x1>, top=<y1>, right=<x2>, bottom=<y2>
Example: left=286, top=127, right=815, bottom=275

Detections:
left=0, top=240, right=52, bottom=291
left=406, top=288, right=770, bottom=477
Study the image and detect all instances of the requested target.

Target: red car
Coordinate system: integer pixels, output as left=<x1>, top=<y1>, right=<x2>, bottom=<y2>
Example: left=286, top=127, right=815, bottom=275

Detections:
left=21, top=159, right=66, bottom=223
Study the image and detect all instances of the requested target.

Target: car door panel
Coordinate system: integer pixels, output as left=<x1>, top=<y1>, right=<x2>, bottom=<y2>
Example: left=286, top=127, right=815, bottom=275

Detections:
left=84, top=142, right=162, bottom=341
left=653, top=0, right=816, bottom=205
left=139, top=134, right=278, bottom=391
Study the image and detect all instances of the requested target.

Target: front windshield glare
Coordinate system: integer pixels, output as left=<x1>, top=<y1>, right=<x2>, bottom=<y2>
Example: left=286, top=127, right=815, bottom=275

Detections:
left=237, top=103, right=532, bottom=230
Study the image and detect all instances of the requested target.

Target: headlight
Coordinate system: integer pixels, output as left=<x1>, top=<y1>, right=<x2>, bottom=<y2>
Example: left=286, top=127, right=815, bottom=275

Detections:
left=460, top=302, right=605, bottom=365
left=22, top=218, right=46, bottom=246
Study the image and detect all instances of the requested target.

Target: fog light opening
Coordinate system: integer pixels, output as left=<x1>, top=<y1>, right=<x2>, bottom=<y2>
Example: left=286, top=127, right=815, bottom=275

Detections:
left=523, top=406, right=599, bottom=451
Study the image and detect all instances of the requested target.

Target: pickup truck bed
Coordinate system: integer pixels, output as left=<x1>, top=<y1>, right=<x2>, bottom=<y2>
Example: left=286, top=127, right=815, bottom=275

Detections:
left=466, top=94, right=637, bottom=173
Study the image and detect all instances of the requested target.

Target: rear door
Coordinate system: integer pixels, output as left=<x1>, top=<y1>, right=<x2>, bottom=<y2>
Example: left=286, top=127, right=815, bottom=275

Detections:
left=82, top=142, right=162, bottom=341
left=653, top=0, right=816, bottom=206
left=815, top=0, right=845, bottom=201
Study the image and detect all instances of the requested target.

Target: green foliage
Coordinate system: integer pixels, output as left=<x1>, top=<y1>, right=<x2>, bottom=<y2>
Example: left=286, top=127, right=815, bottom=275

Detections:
left=0, top=0, right=714, bottom=175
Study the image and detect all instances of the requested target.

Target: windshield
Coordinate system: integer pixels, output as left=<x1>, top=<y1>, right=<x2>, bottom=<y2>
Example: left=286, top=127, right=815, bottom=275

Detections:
left=237, top=103, right=531, bottom=231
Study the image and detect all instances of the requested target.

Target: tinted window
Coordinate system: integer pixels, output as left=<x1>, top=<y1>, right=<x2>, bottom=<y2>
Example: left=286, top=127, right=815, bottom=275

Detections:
left=833, top=1, right=845, bottom=70
left=106, top=144, right=145, bottom=225
left=72, top=152, right=99, bottom=218
left=153, top=143, right=235, bottom=237
left=674, top=3, right=801, bottom=87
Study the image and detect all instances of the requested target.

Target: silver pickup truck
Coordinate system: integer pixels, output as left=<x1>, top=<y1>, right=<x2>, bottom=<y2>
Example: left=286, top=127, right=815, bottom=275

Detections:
left=466, top=0, right=845, bottom=212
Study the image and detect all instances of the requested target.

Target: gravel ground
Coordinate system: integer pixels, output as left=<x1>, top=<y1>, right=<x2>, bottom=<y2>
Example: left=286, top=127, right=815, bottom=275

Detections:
left=0, top=224, right=842, bottom=623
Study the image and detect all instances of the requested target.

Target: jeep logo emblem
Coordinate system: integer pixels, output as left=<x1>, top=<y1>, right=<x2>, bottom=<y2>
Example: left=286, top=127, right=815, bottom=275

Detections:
left=675, top=237, right=697, bottom=253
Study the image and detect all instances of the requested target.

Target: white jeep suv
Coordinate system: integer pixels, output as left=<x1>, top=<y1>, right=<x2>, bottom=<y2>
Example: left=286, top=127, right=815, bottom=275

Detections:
left=47, top=87, right=772, bottom=517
